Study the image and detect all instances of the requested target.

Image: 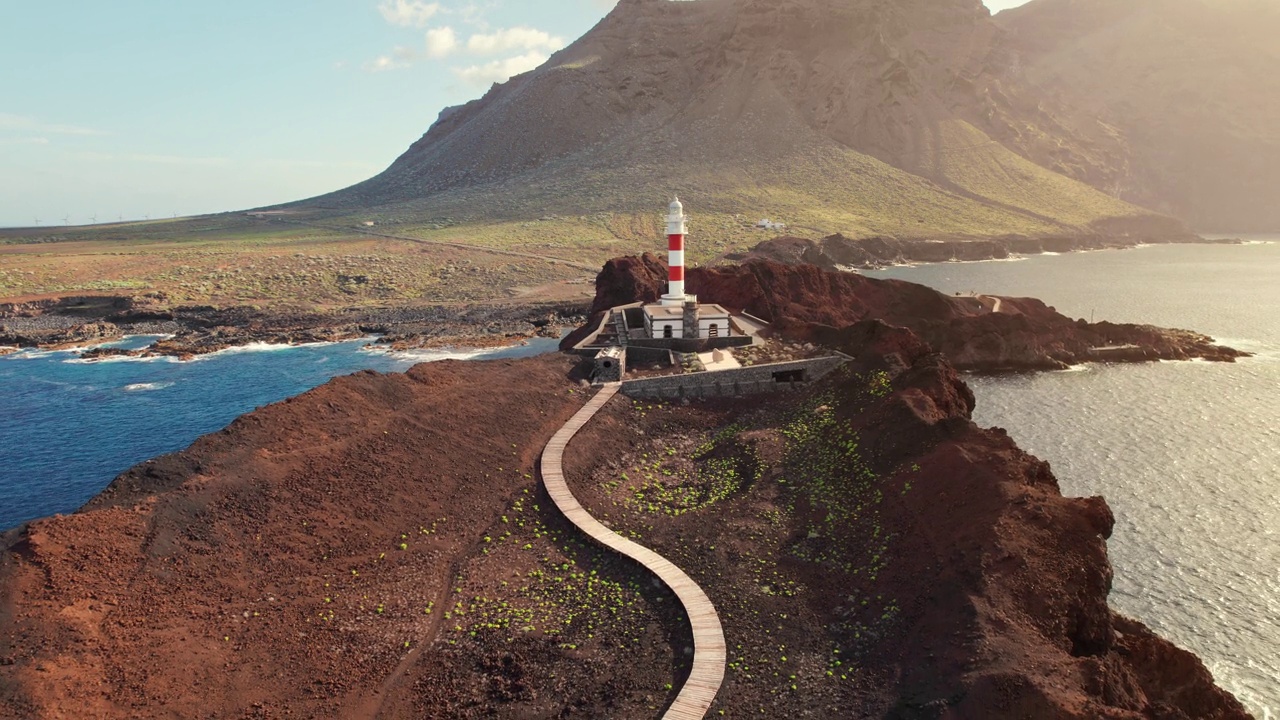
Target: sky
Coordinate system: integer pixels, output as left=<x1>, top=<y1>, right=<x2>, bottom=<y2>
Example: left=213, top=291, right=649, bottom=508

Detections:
left=0, top=0, right=1031, bottom=229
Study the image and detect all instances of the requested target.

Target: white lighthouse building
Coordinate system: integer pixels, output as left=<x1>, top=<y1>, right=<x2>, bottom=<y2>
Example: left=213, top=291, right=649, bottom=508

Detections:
left=642, top=197, right=731, bottom=340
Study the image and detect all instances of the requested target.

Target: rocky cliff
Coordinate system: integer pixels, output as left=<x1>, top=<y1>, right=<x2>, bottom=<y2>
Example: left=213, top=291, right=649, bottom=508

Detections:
left=0, top=301, right=1251, bottom=718
left=566, top=253, right=1244, bottom=370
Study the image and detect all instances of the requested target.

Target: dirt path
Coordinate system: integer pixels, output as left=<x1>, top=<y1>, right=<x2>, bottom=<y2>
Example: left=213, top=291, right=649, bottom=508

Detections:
left=540, top=383, right=726, bottom=719
left=342, top=560, right=459, bottom=719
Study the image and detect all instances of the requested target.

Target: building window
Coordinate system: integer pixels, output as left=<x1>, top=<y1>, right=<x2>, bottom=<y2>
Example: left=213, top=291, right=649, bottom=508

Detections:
left=663, top=325, right=673, bottom=339
left=708, top=324, right=719, bottom=338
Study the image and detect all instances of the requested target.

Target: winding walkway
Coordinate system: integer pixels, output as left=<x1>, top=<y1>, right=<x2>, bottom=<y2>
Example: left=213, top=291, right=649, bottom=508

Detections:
left=540, top=383, right=726, bottom=719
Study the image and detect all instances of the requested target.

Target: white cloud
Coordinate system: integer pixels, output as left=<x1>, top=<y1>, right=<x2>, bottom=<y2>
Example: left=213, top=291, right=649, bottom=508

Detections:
left=453, top=51, right=549, bottom=86
left=0, top=113, right=106, bottom=137
left=466, top=27, right=564, bottom=56
left=425, top=26, right=459, bottom=58
left=377, top=0, right=441, bottom=28
left=364, top=52, right=412, bottom=73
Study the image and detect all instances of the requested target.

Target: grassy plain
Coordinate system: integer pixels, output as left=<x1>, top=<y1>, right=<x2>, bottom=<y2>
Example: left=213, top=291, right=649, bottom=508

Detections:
left=0, top=216, right=603, bottom=307
left=0, top=131, right=1156, bottom=309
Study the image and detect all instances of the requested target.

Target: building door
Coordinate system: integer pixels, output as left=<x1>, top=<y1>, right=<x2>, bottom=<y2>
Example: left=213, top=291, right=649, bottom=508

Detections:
left=708, top=324, right=719, bottom=338
left=663, top=325, right=673, bottom=339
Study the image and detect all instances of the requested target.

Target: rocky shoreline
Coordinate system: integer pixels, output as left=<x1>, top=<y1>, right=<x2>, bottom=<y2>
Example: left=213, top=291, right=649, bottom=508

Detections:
left=732, top=232, right=1243, bottom=270
left=569, top=253, right=1247, bottom=373
left=0, top=264, right=1253, bottom=716
left=0, top=296, right=586, bottom=361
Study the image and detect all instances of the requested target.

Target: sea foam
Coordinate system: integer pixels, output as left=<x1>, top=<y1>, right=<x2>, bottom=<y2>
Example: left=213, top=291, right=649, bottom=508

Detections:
left=63, top=354, right=180, bottom=365
left=362, top=346, right=498, bottom=364
left=123, top=382, right=176, bottom=392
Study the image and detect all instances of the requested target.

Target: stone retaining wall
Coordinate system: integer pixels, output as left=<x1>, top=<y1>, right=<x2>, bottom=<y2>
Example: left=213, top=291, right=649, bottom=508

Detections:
left=620, top=355, right=848, bottom=399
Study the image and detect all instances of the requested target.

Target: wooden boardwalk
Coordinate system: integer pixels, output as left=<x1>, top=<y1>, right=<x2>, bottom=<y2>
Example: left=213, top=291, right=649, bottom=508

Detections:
left=540, top=383, right=726, bottom=719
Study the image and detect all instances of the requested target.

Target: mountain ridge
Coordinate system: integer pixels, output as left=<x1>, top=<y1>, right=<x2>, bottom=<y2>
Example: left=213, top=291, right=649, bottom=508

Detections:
left=996, top=0, right=1280, bottom=232
left=296, top=0, right=1184, bottom=247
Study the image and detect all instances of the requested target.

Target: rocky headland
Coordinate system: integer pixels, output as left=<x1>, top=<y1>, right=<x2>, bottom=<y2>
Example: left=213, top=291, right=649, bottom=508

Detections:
left=567, top=253, right=1246, bottom=371
left=0, top=255, right=1254, bottom=718
left=734, top=231, right=1237, bottom=270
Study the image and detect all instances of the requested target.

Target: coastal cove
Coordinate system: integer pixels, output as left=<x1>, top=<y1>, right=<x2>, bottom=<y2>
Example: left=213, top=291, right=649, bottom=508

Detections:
left=0, top=336, right=562, bottom=531
left=866, top=240, right=1280, bottom=718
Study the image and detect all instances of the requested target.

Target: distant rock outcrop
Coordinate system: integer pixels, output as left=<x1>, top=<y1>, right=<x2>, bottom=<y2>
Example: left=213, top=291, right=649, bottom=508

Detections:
left=567, top=254, right=1246, bottom=371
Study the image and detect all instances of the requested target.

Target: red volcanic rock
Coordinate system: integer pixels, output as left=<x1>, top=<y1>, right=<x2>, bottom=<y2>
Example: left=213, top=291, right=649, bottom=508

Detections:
left=813, top=336, right=1245, bottom=718
left=587, top=252, right=668, bottom=311
left=570, top=255, right=1246, bottom=370
left=556, top=313, right=1249, bottom=718
left=0, top=319, right=1251, bottom=717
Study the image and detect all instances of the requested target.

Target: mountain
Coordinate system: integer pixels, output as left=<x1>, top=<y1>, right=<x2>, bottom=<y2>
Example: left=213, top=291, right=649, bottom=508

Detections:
left=299, top=0, right=1186, bottom=248
left=996, top=0, right=1280, bottom=233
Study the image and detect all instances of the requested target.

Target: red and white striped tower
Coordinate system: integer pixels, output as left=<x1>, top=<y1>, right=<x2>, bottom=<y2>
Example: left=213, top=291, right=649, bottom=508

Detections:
left=661, top=196, right=687, bottom=306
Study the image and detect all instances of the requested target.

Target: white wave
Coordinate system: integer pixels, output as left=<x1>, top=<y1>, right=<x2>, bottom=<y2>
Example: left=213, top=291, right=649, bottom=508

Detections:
left=191, top=339, right=353, bottom=361
left=123, top=382, right=175, bottom=392
left=59, top=335, right=172, bottom=354
left=63, top=354, right=180, bottom=365
left=204, top=342, right=306, bottom=356
left=5, top=348, right=67, bottom=360
left=361, top=344, right=499, bottom=364
left=1240, top=351, right=1280, bottom=365
left=948, top=255, right=1031, bottom=265
left=1212, top=338, right=1280, bottom=359
left=1215, top=337, right=1267, bottom=350
left=1201, top=232, right=1280, bottom=244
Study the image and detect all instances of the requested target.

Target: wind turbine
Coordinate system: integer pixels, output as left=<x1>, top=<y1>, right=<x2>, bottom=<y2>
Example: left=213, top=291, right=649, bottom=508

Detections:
left=33, top=217, right=40, bottom=227
left=62, top=215, right=70, bottom=226
left=90, top=214, right=98, bottom=224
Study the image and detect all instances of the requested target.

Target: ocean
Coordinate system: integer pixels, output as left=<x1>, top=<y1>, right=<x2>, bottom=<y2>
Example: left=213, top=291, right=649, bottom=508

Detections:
left=0, top=336, right=562, bottom=532
left=867, top=239, right=1280, bottom=719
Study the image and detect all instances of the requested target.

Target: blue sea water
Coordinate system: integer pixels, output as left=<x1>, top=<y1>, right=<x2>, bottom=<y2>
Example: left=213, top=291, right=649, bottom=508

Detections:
left=867, top=239, right=1280, bottom=719
left=0, top=336, right=561, bottom=532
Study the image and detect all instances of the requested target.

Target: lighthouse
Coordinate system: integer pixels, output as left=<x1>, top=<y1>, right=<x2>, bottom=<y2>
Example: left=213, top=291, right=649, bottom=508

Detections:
left=661, top=197, right=687, bottom=306
left=638, top=197, right=732, bottom=341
